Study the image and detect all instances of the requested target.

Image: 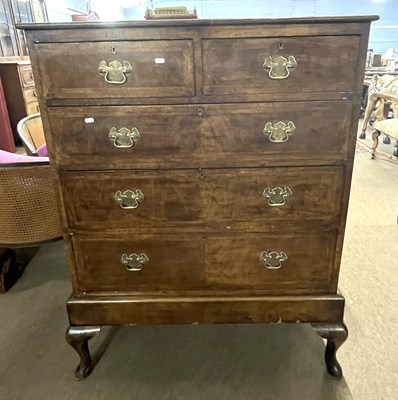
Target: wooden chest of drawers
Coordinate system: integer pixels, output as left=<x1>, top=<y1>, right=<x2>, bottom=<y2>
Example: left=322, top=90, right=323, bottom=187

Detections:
left=0, top=61, right=39, bottom=140
left=21, top=15, right=377, bottom=380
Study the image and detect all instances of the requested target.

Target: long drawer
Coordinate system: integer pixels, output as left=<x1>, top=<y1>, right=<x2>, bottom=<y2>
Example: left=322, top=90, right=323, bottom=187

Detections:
left=202, top=36, right=360, bottom=95
left=48, top=101, right=353, bottom=169
left=35, top=40, right=195, bottom=99
left=73, top=232, right=337, bottom=294
left=61, top=167, right=344, bottom=231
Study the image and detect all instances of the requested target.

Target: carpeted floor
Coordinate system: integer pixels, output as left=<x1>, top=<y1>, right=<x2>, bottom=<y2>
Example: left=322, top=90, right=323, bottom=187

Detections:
left=0, top=143, right=397, bottom=400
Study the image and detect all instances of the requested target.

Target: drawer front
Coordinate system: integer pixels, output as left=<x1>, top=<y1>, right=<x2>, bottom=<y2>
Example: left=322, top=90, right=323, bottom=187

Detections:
left=61, top=167, right=344, bottom=231
left=35, top=40, right=195, bottom=99
left=74, top=235, right=205, bottom=293
left=26, top=101, right=40, bottom=115
left=203, top=36, right=360, bottom=95
left=19, top=65, right=35, bottom=87
left=23, top=87, right=38, bottom=104
left=73, top=232, right=336, bottom=294
left=48, top=101, right=352, bottom=169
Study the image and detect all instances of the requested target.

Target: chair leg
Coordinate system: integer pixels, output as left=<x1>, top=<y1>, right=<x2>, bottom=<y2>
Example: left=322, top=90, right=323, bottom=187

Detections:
left=360, top=97, right=378, bottom=139
left=371, top=130, right=381, bottom=159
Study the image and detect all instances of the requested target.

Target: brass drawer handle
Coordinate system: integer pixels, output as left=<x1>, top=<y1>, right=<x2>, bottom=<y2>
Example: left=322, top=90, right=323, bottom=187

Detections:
left=33, top=90, right=37, bottom=97
left=263, top=121, right=295, bottom=143
left=262, top=186, right=292, bottom=207
left=263, top=55, right=297, bottom=79
left=30, top=72, right=34, bottom=80
left=98, top=60, right=132, bottom=84
left=114, top=189, right=144, bottom=209
left=109, top=127, right=140, bottom=148
left=259, top=251, right=288, bottom=269
left=121, top=253, right=149, bottom=271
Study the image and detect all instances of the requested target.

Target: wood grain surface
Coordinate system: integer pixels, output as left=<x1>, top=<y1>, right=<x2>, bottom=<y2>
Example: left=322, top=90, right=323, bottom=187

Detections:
left=61, top=167, right=344, bottom=232
left=48, top=101, right=353, bottom=169
left=202, top=36, right=360, bottom=95
left=21, top=18, right=374, bottom=335
left=73, top=231, right=336, bottom=294
left=67, top=293, right=345, bottom=325
left=35, top=40, right=195, bottom=99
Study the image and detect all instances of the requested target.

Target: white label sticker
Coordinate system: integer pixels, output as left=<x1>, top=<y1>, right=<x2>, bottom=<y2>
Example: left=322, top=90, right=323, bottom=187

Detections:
left=84, top=117, right=95, bottom=124
left=155, top=58, right=166, bottom=64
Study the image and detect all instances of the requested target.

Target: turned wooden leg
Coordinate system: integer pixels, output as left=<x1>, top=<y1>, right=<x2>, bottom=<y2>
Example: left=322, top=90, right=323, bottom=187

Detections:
left=359, top=97, right=378, bottom=139
left=312, top=323, right=348, bottom=378
left=371, top=130, right=381, bottom=159
left=65, top=326, right=101, bottom=380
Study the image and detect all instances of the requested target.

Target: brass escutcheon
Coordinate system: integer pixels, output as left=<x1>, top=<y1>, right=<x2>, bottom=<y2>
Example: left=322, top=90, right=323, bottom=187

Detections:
left=263, top=121, right=296, bottom=143
left=263, top=55, right=297, bottom=79
left=259, top=251, right=288, bottom=269
left=262, top=187, right=292, bottom=207
left=120, top=253, right=149, bottom=271
left=114, top=189, right=144, bottom=209
left=109, top=127, right=140, bottom=148
left=98, top=60, right=132, bottom=84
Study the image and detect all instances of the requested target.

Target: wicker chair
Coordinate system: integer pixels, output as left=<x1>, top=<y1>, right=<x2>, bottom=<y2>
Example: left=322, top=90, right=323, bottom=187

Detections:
left=16, top=113, right=47, bottom=156
left=0, top=159, right=62, bottom=247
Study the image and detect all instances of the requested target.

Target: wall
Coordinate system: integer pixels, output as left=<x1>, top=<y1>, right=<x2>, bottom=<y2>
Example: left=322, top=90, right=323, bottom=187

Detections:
left=124, top=0, right=398, bottom=55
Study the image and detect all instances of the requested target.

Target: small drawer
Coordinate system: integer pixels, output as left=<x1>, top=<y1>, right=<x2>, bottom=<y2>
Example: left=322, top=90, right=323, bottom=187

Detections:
left=26, top=101, right=40, bottom=115
left=74, top=234, right=205, bottom=293
left=48, top=100, right=353, bottom=169
left=61, top=166, right=344, bottom=232
left=19, top=65, right=35, bottom=87
left=23, top=87, right=38, bottom=104
left=205, top=232, right=336, bottom=292
left=73, top=231, right=336, bottom=294
left=202, top=36, right=360, bottom=95
left=35, top=40, right=195, bottom=99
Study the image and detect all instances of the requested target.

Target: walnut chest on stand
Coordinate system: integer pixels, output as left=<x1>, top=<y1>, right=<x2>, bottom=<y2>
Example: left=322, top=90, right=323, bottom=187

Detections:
left=20, top=15, right=378, bottom=380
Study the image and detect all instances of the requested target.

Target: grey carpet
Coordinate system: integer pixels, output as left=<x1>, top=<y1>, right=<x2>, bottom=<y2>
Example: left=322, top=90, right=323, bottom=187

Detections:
left=0, top=148, right=397, bottom=400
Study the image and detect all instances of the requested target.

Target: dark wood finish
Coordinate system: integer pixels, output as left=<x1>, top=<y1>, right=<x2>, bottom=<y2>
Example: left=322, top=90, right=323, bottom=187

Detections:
left=61, top=167, right=344, bottom=231
left=21, top=16, right=376, bottom=379
left=67, top=294, right=345, bottom=325
left=48, top=102, right=353, bottom=169
left=312, top=323, right=348, bottom=378
left=18, top=16, right=379, bottom=30
left=0, top=61, right=39, bottom=139
left=35, top=40, right=195, bottom=99
left=203, top=36, right=360, bottom=95
left=72, top=231, right=337, bottom=294
left=65, top=326, right=100, bottom=380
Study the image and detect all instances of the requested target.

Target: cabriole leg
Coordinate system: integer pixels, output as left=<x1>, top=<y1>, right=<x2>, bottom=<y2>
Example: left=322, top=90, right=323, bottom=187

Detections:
left=65, top=326, right=101, bottom=380
left=312, top=323, right=348, bottom=378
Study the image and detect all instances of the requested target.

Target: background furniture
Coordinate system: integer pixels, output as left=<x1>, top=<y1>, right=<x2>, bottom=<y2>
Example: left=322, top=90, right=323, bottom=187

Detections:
left=0, top=76, right=14, bottom=152
left=372, top=105, right=398, bottom=158
left=360, top=76, right=398, bottom=139
left=22, top=15, right=376, bottom=380
left=0, top=150, right=62, bottom=247
left=0, top=61, right=39, bottom=141
left=17, top=112, right=46, bottom=156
